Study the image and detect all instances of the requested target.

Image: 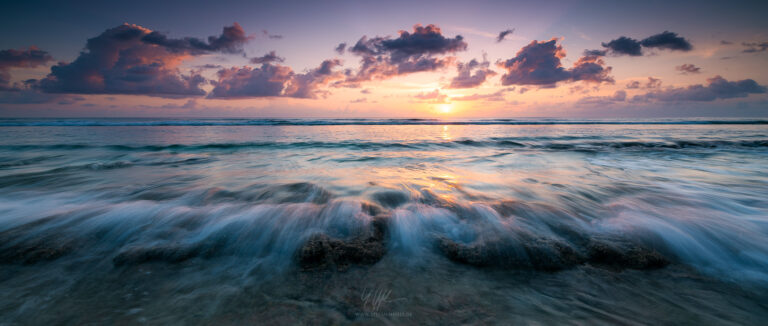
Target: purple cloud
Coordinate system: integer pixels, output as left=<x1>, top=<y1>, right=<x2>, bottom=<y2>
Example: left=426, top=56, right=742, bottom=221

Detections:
left=498, top=38, right=613, bottom=87
left=250, top=51, right=285, bottom=64
left=0, top=47, right=53, bottom=91
left=36, top=23, right=252, bottom=97
left=448, top=56, right=497, bottom=88
left=632, top=76, right=766, bottom=102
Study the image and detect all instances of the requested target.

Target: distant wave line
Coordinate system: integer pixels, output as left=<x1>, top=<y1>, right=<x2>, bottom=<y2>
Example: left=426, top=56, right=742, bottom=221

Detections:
left=1, top=119, right=767, bottom=127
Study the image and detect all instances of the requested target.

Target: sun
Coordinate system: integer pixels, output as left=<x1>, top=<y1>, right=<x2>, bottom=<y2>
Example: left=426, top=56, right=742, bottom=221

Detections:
left=436, top=104, right=453, bottom=114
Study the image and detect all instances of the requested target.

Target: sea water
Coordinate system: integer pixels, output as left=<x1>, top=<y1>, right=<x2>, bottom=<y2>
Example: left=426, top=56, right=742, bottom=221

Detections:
left=0, top=118, right=767, bottom=324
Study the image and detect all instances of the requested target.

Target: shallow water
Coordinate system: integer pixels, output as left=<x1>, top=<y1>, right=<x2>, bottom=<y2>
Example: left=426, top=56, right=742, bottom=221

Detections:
left=0, top=118, right=767, bottom=324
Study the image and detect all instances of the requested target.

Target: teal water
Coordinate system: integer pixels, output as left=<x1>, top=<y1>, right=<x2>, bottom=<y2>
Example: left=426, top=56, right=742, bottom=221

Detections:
left=0, top=119, right=767, bottom=324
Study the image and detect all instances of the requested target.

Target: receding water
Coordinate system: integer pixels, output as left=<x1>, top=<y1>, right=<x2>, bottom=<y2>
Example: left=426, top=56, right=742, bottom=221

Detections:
left=0, top=118, right=767, bottom=325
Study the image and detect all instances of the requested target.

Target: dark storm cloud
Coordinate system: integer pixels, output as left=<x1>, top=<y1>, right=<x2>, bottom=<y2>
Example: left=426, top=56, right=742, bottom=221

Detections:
left=498, top=38, right=613, bottom=87
left=341, top=24, right=466, bottom=85
left=676, top=63, right=701, bottom=74
left=583, top=49, right=607, bottom=56
left=0, top=47, right=53, bottom=90
left=589, top=31, right=693, bottom=57
left=640, top=31, right=692, bottom=51
left=142, top=23, right=251, bottom=54
left=335, top=43, right=347, bottom=54
left=742, top=41, right=768, bottom=53
left=448, top=56, right=497, bottom=88
left=250, top=51, right=285, bottom=64
left=632, top=76, right=766, bottom=102
left=601, top=36, right=642, bottom=56
left=209, top=59, right=343, bottom=99
left=35, top=23, right=251, bottom=97
left=496, top=29, right=515, bottom=43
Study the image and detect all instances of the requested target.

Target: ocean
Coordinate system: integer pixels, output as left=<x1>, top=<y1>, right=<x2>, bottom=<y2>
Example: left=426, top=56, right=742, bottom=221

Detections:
left=1, top=118, right=767, bottom=324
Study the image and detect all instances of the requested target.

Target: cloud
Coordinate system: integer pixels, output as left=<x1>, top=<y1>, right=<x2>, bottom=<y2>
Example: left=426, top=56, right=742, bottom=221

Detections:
left=640, top=31, right=692, bottom=51
left=250, top=51, right=285, bottom=64
left=450, top=87, right=514, bottom=102
left=601, top=36, right=642, bottom=56
left=625, top=77, right=662, bottom=89
left=676, top=63, right=701, bottom=74
left=447, top=55, right=496, bottom=88
left=498, top=38, right=613, bottom=87
left=209, top=59, right=343, bottom=99
left=341, top=24, right=466, bottom=84
left=36, top=23, right=252, bottom=97
left=496, top=29, right=515, bottom=43
left=56, top=95, right=86, bottom=105
left=720, top=40, right=734, bottom=45
left=589, top=31, right=693, bottom=57
left=646, top=77, right=662, bottom=89
left=742, top=41, right=768, bottom=53
left=142, top=23, right=251, bottom=54
left=335, top=43, right=347, bottom=54
left=632, top=76, right=766, bottom=102
left=209, top=64, right=293, bottom=98
left=0, top=47, right=53, bottom=90
left=262, top=30, right=283, bottom=40
left=413, top=89, right=448, bottom=103
left=577, top=90, right=626, bottom=106
left=350, top=97, right=367, bottom=103
left=196, top=64, right=223, bottom=69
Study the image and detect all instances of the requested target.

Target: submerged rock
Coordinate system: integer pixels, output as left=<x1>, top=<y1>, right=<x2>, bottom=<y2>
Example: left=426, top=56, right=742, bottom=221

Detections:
left=113, top=240, right=225, bottom=266
left=0, top=239, right=74, bottom=264
left=0, top=221, right=77, bottom=264
left=370, top=190, right=409, bottom=208
left=297, top=215, right=389, bottom=271
left=437, top=237, right=670, bottom=271
left=437, top=237, right=585, bottom=271
left=585, top=240, right=670, bottom=270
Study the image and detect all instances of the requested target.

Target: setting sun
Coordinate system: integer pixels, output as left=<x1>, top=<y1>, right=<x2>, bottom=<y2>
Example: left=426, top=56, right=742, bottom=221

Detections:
left=437, top=103, right=453, bottom=114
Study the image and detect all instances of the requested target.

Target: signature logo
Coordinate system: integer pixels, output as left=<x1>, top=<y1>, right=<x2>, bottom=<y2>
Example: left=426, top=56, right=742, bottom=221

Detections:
left=360, top=287, right=392, bottom=312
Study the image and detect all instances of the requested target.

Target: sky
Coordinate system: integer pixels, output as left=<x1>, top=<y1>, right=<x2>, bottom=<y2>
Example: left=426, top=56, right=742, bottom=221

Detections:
left=1, top=0, right=767, bottom=118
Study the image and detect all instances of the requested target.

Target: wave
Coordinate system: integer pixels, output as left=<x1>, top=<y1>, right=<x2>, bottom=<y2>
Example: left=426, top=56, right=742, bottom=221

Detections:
left=0, top=184, right=766, bottom=286
left=2, top=139, right=766, bottom=153
left=1, top=118, right=767, bottom=126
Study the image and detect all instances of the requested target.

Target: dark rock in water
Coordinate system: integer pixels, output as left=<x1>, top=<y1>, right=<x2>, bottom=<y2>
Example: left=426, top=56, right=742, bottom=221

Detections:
left=586, top=240, right=670, bottom=270
left=436, top=237, right=584, bottom=271
left=437, top=236, right=670, bottom=272
left=113, top=245, right=198, bottom=266
left=297, top=215, right=389, bottom=271
left=0, top=221, right=77, bottom=264
left=523, top=239, right=586, bottom=271
left=113, top=240, right=224, bottom=266
left=371, top=190, right=409, bottom=208
left=360, top=201, right=383, bottom=217
left=0, top=240, right=74, bottom=264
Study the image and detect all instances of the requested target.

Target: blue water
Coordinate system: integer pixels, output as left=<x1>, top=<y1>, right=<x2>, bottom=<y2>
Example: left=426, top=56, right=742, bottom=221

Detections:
left=1, top=118, right=767, bottom=324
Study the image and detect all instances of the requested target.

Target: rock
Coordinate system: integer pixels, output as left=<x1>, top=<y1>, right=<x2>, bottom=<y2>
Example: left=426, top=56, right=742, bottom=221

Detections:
left=0, top=239, right=74, bottom=264
left=297, top=215, right=389, bottom=271
left=586, top=241, right=669, bottom=270
left=436, top=237, right=584, bottom=271
left=112, top=240, right=224, bottom=266
left=371, top=190, right=409, bottom=208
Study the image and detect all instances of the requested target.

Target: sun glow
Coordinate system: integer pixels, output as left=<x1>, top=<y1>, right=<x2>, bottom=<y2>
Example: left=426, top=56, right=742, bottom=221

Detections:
left=436, top=104, right=453, bottom=114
